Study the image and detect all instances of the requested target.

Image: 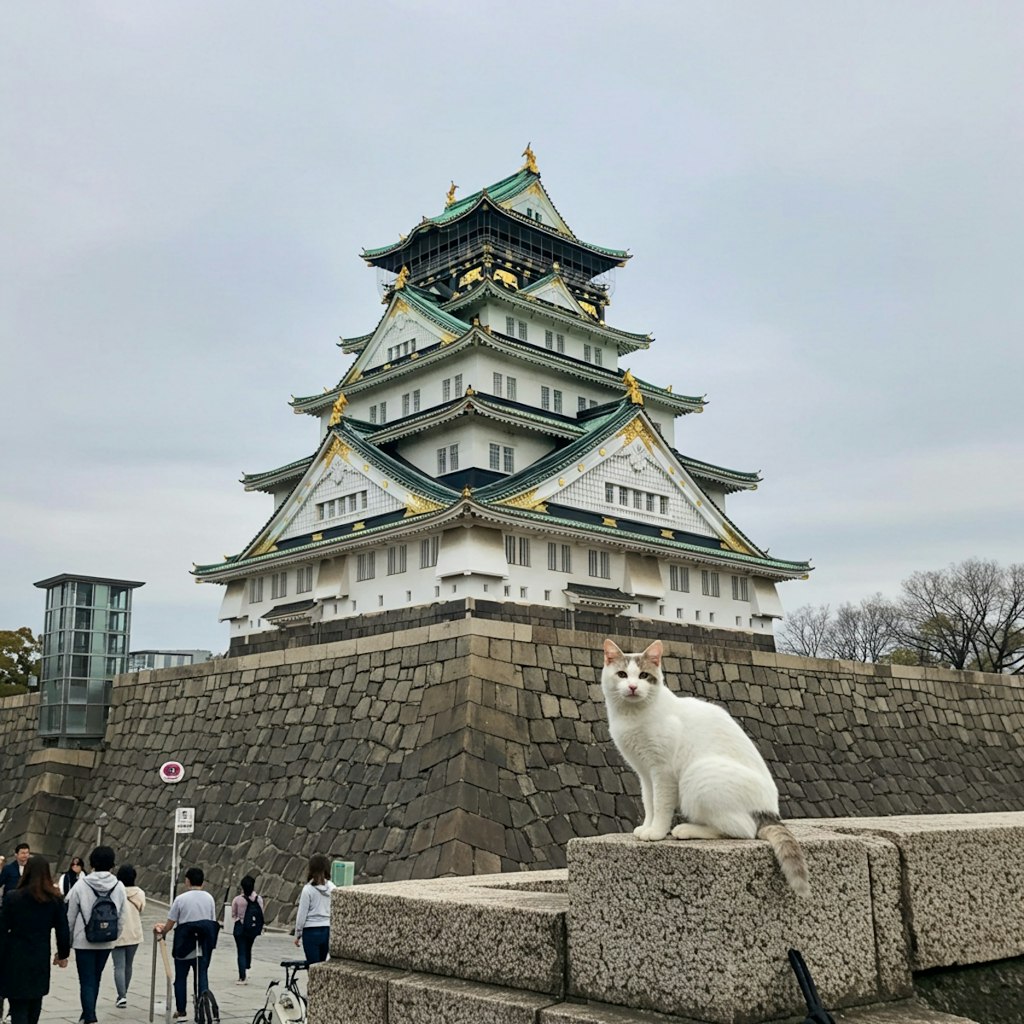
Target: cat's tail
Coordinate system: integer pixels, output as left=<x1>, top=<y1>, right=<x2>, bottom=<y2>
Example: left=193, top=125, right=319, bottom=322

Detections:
left=755, top=815, right=810, bottom=897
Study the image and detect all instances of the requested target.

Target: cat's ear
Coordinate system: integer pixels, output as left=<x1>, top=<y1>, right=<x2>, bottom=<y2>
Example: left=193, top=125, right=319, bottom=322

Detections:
left=603, top=639, right=625, bottom=665
left=641, top=639, right=663, bottom=668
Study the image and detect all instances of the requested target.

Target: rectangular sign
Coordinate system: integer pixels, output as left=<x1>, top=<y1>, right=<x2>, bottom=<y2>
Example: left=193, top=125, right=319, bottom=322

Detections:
left=174, top=807, right=195, bottom=834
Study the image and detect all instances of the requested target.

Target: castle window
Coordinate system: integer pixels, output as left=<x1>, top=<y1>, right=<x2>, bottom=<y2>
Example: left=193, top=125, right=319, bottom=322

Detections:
left=437, top=447, right=447, bottom=474
left=493, top=372, right=503, bottom=397
left=296, top=567, right=313, bottom=594
left=541, top=386, right=550, bottom=410
left=489, top=443, right=501, bottom=471
left=588, top=549, right=610, bottom=579
left=271, top=572, right=288, bottom=600
left=442, top=378, right=451, bottom=402
left=659, top=496, right=669, bottom=515
left=413, top=389, right=421, bottom=412
left=676, top=609, right=684, bottom=620
left=518, top=320, right=528, bottom=341
left=520, top=587, right=528, bottom=599
left=731, top=576, right=749, bottom=601
left=701, top=571, right=720, bottom=597
left=503, top=446, right=515, bottom=473
left=506, top=316, right=516, bottom=336
left=379, top=401, right=386, bottom=424
left=553, top=390, right=563, bottom=413
left=579, top=396, right=587, bottom=412
left=356, top=552, right=375, bottom=581
left=594, top=348, right=603, bottom=366
left=670, top=566, right=690, bottom=593
left=506, top=376, right=517, bottom=401
left=420, top=536, right=439, bottom=568
left=605, top=483, right=615, bottom=502
left=449, top=443, right=459, bottom=471
left=534, top=211, right=542, bottom=223
left=584, top=344, right=592, bottom=362
left=709, top=612, right=716, bottom=623
left=545, top=330, right=553, bottom=350
left=547, top=542, right=571, bottom=572
left=505, top=535, right=531, bottom=566
left=248, top=578, right=264, bottom=604
left=387, top=545, right=407, bottom=575
left=402, top=393, right=410, bottom=416
left=556, top=333, right=565, bottom=353
left=369, top=405, right=378, bottom=424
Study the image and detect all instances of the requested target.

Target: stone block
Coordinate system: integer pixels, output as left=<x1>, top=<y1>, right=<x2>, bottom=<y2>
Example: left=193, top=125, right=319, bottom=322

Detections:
left=567, top=829, right=884, bottom=1024
left=330, top=870, right=568, bottom=995
left=816, top=813, right=1024, bottom=970
left=307, top=959, right=406, bottom=1024
left=389, top=973, right=556, bottom=1024
left=834, top=1006, right=981, bottom=1024
left=540, top=1003, right=704, bottom=1024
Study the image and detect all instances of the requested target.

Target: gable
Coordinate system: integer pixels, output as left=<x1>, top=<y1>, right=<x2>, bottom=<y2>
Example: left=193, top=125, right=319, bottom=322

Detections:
left=522, top=276, right=586, bottom=315
left=499, top=181, right=571, bottom=236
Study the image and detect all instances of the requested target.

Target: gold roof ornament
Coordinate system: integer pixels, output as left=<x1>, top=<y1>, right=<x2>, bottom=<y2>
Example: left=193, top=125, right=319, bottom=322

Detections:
left=522, top=143, right=538, bottom=175
left=446, top=181, right=459, bottom=207
left=622, top=369, right=644, bottom=405
left=465, top=385, right=475, bottom=396
left=394, top=265, right=410, bottom=291
left=461, top=485, right=473, bottom=499
left=328, top=392, right=348, bottom=426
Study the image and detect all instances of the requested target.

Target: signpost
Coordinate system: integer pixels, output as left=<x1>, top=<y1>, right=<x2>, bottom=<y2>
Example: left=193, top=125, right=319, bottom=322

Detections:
left=156, top=763, right=187, bottom=1024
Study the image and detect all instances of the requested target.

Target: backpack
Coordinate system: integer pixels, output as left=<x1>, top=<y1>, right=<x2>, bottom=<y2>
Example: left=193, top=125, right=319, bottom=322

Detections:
left=84, top=889, right=121, bottom=943
left=241, top=895, right=264, bottom=939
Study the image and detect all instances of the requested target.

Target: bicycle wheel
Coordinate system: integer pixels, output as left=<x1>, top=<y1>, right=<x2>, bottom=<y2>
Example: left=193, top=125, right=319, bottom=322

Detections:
left=251, top=1011, right=272, bottom=1024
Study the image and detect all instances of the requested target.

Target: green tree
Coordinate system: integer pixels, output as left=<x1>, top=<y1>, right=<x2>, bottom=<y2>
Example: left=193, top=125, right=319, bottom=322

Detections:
left=0, top=627, right=41, bottom=692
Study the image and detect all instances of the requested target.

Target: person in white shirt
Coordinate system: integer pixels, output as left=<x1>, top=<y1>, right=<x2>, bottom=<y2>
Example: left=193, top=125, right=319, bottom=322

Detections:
left=294, top=853, right=335, bottom=964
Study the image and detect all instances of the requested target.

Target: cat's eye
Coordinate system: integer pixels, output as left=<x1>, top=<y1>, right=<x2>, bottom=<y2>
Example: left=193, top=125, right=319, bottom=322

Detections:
left=616, top=671, right=627, bottom=678
left=639, top=672, right=649, bottom=680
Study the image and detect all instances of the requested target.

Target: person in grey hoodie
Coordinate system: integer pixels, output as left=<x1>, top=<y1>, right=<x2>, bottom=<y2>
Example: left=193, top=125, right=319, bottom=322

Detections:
left=65, top=846, right=127, bottom=1024
left=293, top=854, right=334, bottom=963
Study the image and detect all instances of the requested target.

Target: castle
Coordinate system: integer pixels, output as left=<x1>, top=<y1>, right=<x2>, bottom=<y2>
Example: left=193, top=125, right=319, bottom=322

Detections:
left=194, top=148, right=809, bottom=642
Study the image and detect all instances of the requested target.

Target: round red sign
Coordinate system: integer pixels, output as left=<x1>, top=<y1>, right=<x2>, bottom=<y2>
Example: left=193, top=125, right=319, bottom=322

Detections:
left=159, top=761, right=185, bottom=784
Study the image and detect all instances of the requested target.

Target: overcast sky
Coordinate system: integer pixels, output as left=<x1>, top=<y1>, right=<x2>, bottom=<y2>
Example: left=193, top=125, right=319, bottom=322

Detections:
left=2, top=2, right=1021, bottom=653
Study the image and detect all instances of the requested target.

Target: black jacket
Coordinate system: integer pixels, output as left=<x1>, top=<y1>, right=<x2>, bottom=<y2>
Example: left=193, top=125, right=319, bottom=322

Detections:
left=0, top=889, right=72, bottom=999
left=172, top=918, right=219, bottom=961
left=0, top=863, right=23, bottom=896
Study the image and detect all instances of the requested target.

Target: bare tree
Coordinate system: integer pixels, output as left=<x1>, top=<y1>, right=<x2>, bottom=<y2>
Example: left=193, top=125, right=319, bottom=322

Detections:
left=776, top=603, right=831, bottom=657
left=824, top=594, right=900, bottom=662
left=897, top=560, right=1024, bottom=672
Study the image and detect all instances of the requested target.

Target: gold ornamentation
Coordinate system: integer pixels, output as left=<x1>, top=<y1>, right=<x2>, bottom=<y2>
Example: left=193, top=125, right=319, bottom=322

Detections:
left=325, top=438, right=351, bottom=466
left=500, top=489, right=547, bottom=512
left=493, top=268, right=518, bottom=289
left=552, top=261, right=560, bottom=272
left=446, top=181, right=458, bottom=207
left=720, top=524, right=756, bottom=556
left=465, top=385, right=475, bottom=396
left=461, top=485, right=473, bottom=499
left=394, top=266, right=410, bottom=290
left=393, top=298, right=409, bottom=314
left=312, top=532, right=323, bottom=542
left=440, top=332, right=457, bottom=345
left=404, top=493, right=444, bottom=517
left=328, top=392, right=348, bottom=426
left=599, top=448, right=606, bottom=456
left=382, top=481, right=388, bottom=488
left=346, top=368, right=363, bottom=384
left=459, top=266, right=483, bottom=287
left=666, top=385, right=673, bottom=393
left=622, top=369, right=644, bottom=405
left=602, top=517, right=617, bottom=528
left=522, top=143, right=538, bottom=174
left=616, top=416, right=657, bottom=453
left=362, top=463, right=369, bottom=471
left=558, top=478, right=565, bottom=486
left=577, top=463, right=585, bottom=472
left=352, top=521, right=365, bottom=532
left=579, top=300, right=598, bottom=318
left=660, top=529, right=675, bottom=539
left=696, top=499, right=702, bottom=506
left=668, top=467, right=675, bottom=475
left=253, top=539, right=278, bottom=556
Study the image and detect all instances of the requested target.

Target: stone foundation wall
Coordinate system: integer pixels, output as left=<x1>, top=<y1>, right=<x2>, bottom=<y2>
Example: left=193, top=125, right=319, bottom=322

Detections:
left=0, top=614, right=1022, bottom=928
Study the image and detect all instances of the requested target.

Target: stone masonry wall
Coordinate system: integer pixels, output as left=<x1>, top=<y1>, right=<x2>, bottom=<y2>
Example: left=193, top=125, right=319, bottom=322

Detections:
left=0, top=691, right=40, bottom=846
left=2, top=614, right=1023, bottom=928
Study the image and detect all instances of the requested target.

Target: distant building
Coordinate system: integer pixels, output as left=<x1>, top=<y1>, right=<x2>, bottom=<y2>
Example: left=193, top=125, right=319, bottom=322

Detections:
left=195, top=149, right=810, bottom=641
left=34, top=574, right=144, bottom=748
left=127, top=649, right=213, bottom=672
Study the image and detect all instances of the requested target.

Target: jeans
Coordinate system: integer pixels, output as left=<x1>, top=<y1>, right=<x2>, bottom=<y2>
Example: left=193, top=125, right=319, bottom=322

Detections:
left=75, top=947, right=112, bottom=1024
left=112, top=944, right=138, bottom=999
left=234, top=929, right=256, bottom=979
left=301, top=926, right=330, bottom=964
left=9, top=997, right=43, bottom=1024
left=173, top=954, right=209, bottom=1014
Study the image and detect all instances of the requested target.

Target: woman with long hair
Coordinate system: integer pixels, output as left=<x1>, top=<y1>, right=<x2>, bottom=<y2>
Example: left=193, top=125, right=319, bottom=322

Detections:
left=230, top=874, right=265, bottom=984
left=59, top=856, right=84, bottom=897
left=293, top=854, right=334, bottom=964
left=0, top=855, right=71, bottom=1024
left=111, top=864, right=145, bottom=1009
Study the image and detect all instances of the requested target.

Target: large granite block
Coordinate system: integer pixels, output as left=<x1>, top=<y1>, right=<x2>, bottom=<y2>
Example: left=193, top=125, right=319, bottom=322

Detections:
left=330, top=870, right=568, bottom=995
left=307, top=959, right=407, bottom=1024
left=567, top=828, right=887, bottom=1024
left=813, top=813, right=1024, bottom=970
left=389, top=973, right=556, bottom=1024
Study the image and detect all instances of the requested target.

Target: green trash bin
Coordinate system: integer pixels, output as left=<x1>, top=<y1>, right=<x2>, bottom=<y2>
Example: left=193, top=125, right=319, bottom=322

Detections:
left=331, top=860, right=354, bottom=886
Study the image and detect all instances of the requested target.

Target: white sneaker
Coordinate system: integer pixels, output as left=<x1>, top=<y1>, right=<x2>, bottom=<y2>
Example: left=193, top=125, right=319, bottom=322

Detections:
left=116, top=998, right=127, bottom=1008
left=235, top=979, right=247, bottom=985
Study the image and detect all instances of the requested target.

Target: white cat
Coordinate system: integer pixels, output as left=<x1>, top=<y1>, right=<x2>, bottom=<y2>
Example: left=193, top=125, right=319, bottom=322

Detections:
left=601, top=638, right=809, bottom=896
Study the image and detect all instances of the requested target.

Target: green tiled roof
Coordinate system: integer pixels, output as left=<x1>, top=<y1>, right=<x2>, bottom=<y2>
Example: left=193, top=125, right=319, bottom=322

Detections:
left=402, top=285, right=474, bottom=336
left=241, top=455, right=315, bottom=492
left=672, top=450, right=761, bottom=490
left=362, top=169, right=628, bottom=262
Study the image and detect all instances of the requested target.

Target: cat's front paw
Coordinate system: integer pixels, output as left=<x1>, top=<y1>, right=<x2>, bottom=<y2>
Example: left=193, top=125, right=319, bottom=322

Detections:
left=633, top=825, right=667, bottom=841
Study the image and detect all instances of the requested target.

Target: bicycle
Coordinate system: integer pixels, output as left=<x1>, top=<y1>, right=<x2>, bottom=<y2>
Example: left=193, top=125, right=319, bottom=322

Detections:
left=252, top=960, right=308, bottom=1024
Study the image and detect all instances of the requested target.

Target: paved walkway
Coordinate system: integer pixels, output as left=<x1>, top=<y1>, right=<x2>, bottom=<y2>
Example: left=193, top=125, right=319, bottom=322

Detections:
left=42, top=900, right=305, bottom=1024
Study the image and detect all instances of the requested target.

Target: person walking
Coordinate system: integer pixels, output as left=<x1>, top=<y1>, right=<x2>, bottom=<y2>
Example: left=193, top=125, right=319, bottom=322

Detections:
left=0, top=855, right=71, bottom=1024
left=0, top=845, right=31, bottom=896
left=154, top=867, right=218, bottom=1022
left=293, top=854, right=334, bottom=964
left=111, top=864, right=145, bottom=1009
left=231, top=874, right=265, bottom=985
left=59, top=857, right=84, bottom=897
left=65, top=846, right=127, bottom=1024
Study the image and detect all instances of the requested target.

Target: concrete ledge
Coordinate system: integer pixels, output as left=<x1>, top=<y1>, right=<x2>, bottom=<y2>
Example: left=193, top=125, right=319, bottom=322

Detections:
left=389, top=974, right=557, bottom=1024
left=307, top=960, right=408, bottom=1024
left=329, top=870, right=568, bottom=996
left=566, top=828, right=890, bottom=1024
left=808, top=814, right=1024, bottom=970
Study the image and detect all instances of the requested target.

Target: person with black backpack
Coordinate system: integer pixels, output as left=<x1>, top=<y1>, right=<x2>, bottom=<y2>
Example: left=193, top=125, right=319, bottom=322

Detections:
left=65, top=846, right=127, bottom=1024
left=229, top=874, right=265, bottom=985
